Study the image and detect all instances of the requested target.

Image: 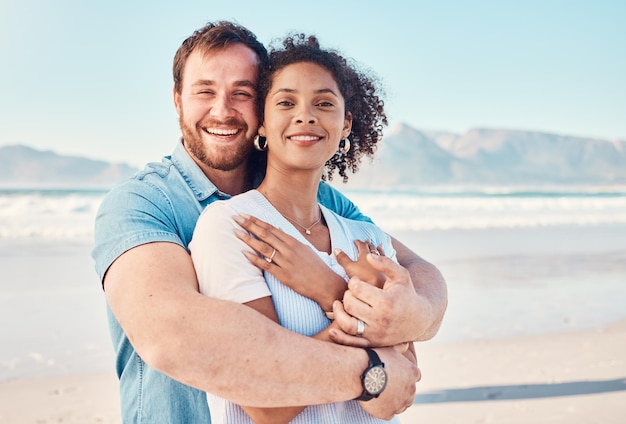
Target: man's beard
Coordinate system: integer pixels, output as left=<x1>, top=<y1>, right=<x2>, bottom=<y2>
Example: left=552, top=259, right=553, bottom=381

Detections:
left=179, top=115, right=254, bottom=172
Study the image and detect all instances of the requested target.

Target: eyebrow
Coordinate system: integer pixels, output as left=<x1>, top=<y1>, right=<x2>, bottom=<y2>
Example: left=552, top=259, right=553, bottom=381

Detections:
left=273, top=88, right=339, bottom=96
left=192, top=80, right=256, bottom=88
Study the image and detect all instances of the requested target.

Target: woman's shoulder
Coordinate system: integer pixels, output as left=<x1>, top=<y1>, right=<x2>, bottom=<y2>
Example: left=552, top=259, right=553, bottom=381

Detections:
left=201, top=190, right=262, bottom=217
left=323, top=205, right=383, bottom=239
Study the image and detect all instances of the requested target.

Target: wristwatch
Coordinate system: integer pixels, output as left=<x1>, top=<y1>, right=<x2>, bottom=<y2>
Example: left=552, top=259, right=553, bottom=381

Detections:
left=356, top=348, right=388, bottom=401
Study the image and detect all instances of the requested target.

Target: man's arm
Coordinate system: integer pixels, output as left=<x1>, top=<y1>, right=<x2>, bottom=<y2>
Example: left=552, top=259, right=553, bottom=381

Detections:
left=332, top=237, right=447, bottom=346
left=103, top=241, right=418, bottom=413
left=391, top=236, right=447, bottom=341
left=317, top=183, right=448, bottom=342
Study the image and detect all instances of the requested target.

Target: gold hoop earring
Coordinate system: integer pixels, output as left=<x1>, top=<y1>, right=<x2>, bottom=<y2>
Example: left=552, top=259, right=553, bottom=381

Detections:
left=339, top=138, right=350, bottom=154
left=254, top=135, right=267, bottom=151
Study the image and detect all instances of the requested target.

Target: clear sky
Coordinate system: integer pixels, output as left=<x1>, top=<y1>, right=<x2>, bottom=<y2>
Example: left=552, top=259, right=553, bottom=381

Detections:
left=1, top=0, right=624, bottom=167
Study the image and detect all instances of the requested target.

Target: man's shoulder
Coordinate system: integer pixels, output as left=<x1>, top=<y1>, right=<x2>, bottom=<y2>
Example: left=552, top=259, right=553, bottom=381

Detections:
left=104, top=157, right=181, bottom=200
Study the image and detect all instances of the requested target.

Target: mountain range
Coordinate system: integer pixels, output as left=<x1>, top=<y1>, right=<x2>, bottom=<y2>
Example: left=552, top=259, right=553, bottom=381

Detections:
left=0, top=145, right=138, bottom=188
left=2, top=124, right=625, bottom=189
left=338, top=124, right=626, bottom=189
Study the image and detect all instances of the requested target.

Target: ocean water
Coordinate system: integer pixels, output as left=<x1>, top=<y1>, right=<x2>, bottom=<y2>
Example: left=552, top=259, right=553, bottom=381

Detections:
left=1, top=186, right=625, bottom=381
left=343, top=187, right=626, bottom=231
left=2, top=186, right=626, bottom=239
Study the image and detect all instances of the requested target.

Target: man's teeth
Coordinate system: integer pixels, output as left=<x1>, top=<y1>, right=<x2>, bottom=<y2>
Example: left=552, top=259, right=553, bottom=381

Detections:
left=290, top=136, right=320, bottom=141
left=206, top=128, right=238, bottom=135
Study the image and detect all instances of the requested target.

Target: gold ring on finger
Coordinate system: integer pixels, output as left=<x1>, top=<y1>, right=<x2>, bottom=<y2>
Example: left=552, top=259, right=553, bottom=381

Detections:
left=265, top=248, right=277, bottom=263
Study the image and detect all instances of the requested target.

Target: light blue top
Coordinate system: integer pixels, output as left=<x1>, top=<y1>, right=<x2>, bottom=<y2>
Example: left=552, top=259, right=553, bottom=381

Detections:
left=91, top=141, right=372, bottom=423
left=191, top=189, right=398, bottom=423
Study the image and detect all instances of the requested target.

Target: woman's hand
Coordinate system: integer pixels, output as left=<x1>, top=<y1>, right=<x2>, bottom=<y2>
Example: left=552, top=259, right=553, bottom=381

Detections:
left=233, top=213, right=346, bottom=311
left=334, top=240, right=386, bottom=288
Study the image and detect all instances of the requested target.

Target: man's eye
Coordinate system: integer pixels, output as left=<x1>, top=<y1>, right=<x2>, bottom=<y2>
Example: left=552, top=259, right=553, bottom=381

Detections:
left=277, top=100, right=294, bottom=107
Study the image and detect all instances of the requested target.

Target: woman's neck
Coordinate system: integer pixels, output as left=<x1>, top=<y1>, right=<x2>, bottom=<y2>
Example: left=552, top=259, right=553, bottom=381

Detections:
left=256, top=170, right=321, bottom=225
left=258, top=167, right=330, bottom=252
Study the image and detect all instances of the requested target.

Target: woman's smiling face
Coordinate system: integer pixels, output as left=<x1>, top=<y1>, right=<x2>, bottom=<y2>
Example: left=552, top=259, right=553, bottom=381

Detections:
left=259, top=61, right=352, bottom=173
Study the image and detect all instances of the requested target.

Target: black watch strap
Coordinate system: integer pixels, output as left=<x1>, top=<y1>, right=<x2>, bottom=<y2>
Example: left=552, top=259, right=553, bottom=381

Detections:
left=355, top=348, right=385, bottom=401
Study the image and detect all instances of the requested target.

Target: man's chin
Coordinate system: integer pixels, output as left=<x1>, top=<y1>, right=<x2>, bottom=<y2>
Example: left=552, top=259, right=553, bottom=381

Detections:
left=203, top=149, right=251, bottom=172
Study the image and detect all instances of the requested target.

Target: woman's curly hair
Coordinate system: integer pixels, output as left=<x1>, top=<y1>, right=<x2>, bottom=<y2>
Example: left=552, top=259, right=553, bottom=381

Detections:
left=259, top=34, right=387, bottom=182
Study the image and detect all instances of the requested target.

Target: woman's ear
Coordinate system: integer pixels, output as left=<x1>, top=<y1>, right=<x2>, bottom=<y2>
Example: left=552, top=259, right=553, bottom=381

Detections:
left=342, top=111, right=353, bottom=139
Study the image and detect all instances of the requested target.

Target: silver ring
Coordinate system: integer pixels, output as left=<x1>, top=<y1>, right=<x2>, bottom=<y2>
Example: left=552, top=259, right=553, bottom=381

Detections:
left=265, top=248, right=276, bottom=263
left=368, top=241, right=380, bottom=256
left=356, top=320, right=365, bottom=337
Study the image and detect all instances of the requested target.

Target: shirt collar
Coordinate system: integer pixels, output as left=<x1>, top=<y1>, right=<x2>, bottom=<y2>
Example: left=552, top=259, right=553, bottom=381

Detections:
left=170, top=139, right=221, bottom=202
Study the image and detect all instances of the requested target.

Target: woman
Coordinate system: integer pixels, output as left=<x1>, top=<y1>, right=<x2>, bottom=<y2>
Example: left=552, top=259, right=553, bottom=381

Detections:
left=190, top=34, right=411, bottom=423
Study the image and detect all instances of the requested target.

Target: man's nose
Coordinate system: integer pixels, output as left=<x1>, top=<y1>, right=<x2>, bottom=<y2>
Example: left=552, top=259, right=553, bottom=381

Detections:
left=210, top=94, right=235, bottom=119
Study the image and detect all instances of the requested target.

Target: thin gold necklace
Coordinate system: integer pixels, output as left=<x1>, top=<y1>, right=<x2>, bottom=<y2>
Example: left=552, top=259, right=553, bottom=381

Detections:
left=282, top=210, right=322, bottom=235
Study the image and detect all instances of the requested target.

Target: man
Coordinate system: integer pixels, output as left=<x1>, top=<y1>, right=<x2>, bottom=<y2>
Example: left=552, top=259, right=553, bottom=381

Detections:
left=93, top=21, right=447, bottom=423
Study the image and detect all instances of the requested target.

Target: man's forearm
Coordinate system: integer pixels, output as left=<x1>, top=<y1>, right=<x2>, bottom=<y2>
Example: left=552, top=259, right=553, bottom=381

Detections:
left=392, top=237, right=448, bottom=341
left=157, top=293, right=366, bottom=406
left=105, top=242, right=365, bottom=406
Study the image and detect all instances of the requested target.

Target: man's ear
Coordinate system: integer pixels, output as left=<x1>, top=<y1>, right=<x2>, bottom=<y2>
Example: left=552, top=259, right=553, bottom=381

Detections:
left=342, top=111, right=353, bottom=139
left=173, top=86, right=182, bottom=116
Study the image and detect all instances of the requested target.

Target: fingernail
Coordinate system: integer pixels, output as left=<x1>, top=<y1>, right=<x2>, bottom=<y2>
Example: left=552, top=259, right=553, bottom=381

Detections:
left=239, top=213, right=251, bottom=219
left=334, top=248, right=342, bottom=256
left=233, top=228, right=247, bottom=238
left=232, top=215, right=244, bottom=224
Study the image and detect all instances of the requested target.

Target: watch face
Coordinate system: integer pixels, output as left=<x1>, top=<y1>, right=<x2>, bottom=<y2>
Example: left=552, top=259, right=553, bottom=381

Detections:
left=364, top=365, right=387, bottom=395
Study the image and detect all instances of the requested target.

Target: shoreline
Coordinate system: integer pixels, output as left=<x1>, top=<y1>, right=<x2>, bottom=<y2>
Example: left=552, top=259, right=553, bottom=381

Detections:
left=1, top=320, right=624, bottom=424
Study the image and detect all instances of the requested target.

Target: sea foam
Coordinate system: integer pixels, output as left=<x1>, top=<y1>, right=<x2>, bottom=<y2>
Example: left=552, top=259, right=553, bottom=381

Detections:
left=1, top=188, right=626, bottom=239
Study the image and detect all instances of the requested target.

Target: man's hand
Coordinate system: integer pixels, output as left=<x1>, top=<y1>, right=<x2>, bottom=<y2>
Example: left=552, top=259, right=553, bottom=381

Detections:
left=330, top=252, right=434, bottom=347
left=359, top=347, right=420, bottom=420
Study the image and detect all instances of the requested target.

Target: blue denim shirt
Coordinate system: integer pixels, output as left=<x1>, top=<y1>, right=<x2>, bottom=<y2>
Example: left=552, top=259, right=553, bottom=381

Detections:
left=92, top=141, right=371, bottom=423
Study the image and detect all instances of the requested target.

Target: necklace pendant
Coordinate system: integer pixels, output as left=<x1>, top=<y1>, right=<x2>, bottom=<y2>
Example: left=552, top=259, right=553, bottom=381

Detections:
left=305, top=229, right=311, bottom=235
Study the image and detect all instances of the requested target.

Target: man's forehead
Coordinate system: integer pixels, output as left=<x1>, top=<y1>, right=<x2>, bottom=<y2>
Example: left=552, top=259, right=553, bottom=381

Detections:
left=183, top=45, right=260, bottom=81
left=193, top=44, right=259, bottom=66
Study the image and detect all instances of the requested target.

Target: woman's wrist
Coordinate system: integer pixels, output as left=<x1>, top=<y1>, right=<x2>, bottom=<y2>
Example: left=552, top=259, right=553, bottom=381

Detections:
left=318, top=273, right=347, bottom=312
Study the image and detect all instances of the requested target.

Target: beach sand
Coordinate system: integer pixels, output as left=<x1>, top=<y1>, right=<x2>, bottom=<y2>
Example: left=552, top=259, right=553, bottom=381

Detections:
left=1, top=320, right=624, bottom=423
left=1, top=224, right=625, bottom=423
left=399, top=319, right=626, bottom=423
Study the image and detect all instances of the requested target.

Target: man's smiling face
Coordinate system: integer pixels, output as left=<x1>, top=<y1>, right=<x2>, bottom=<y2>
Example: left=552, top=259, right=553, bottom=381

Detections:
left=174, top=44, right=260, bottom=172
